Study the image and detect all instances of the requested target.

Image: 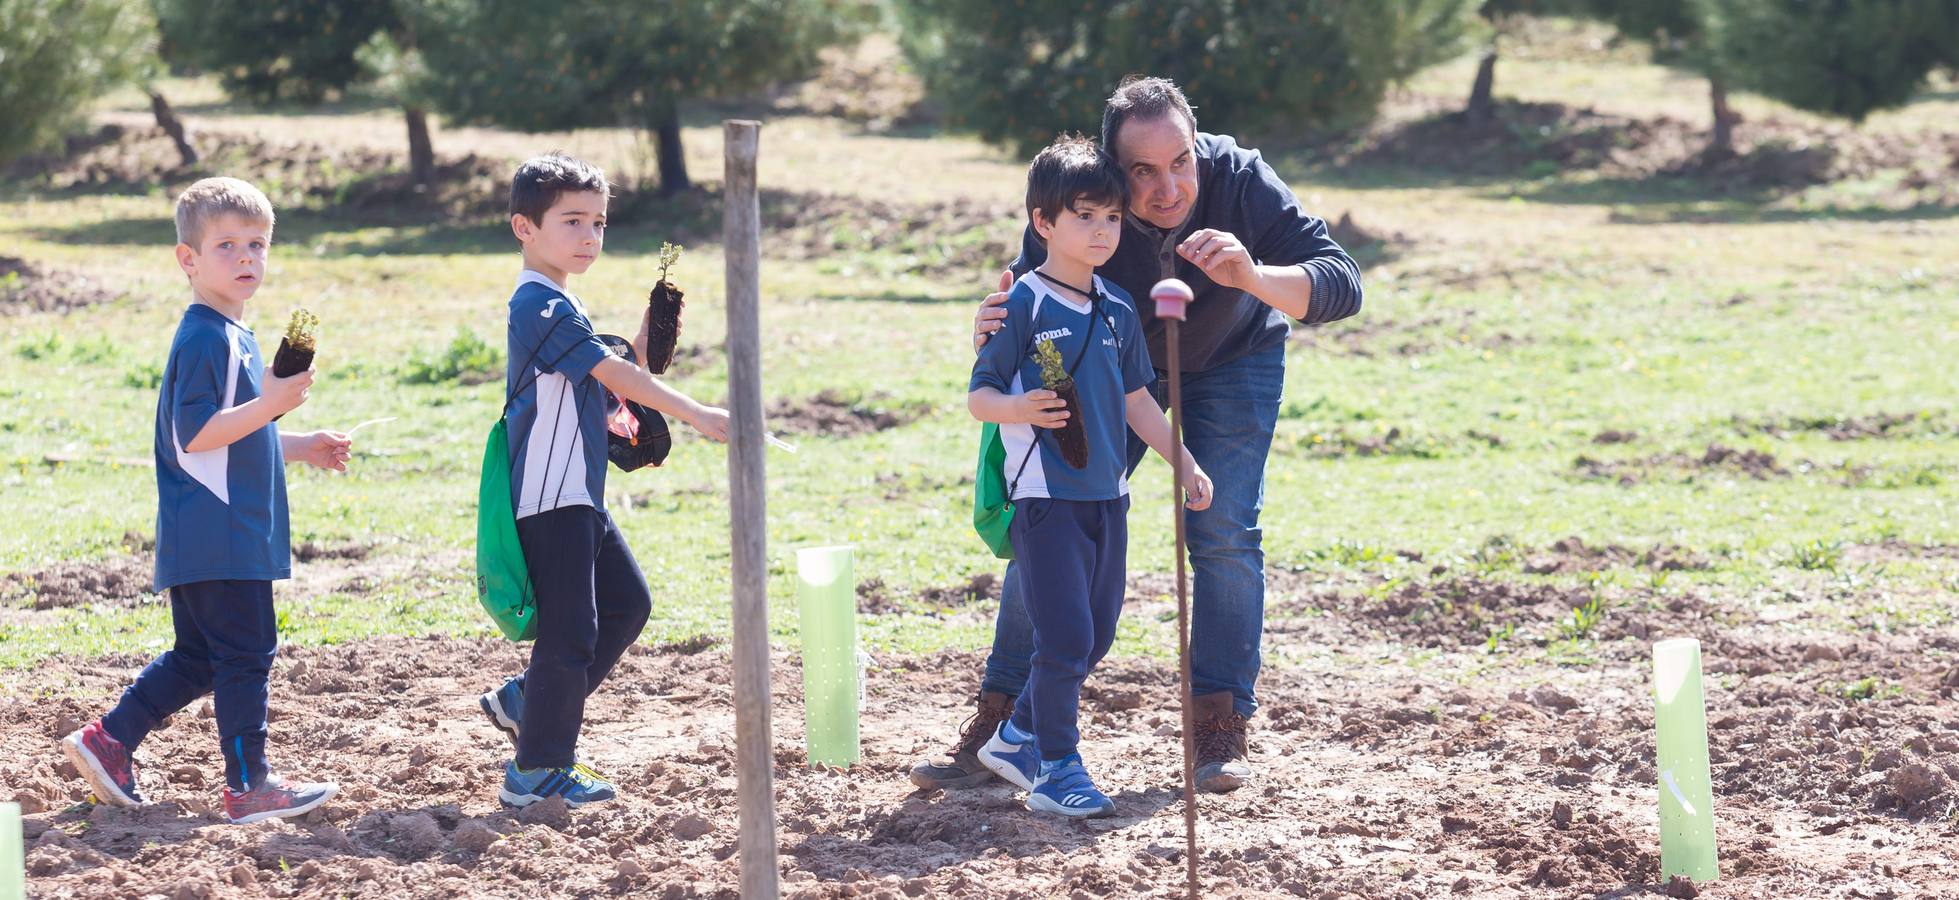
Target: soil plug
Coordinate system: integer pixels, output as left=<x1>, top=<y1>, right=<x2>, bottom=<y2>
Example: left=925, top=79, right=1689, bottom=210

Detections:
left=1653, top=638, right=1719, bottom=882
left=271, top=308, right=318, bottom=377
left=1, top=801, right=21, bottom=900
left=645, top=242, right=685, bottom=375
left=1033, top=339, right=1090, bottom=468
left=797, top=545, right=859, bottom=767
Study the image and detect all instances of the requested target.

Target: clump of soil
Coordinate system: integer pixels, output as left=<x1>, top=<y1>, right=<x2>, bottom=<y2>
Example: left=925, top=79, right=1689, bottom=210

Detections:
left=1592, top=429, right=1639, bottom=444
left=1338, top=99, right=1959, bottom=203
left=1574, top=442, right=1788, bottom=485
left=857, top=573, right=999, bottom=616
left=7, top=125, right=508, bottom=224
left=293, top=541, right=372, bottom=564
left=1522, top=536, right=1711, bottom=575
left=644, top=243, right=686, bottom=376
left=767, top=390, right=930, bottom=437
left=0, top=256, right=124, bottom=315
left=1738, top=411, right=1949, bottom=441
left=1, top=553, right=153, bottom=610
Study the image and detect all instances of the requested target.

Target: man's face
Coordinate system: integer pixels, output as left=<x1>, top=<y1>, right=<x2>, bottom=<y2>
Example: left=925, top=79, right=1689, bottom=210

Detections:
left=515, top=189, right=608, bottom=276
left=1033, top=196, right=1123, bottom=269
left=178, top=213, right=271, bottom=307
left=1113, top=113, right=1199, bottom=230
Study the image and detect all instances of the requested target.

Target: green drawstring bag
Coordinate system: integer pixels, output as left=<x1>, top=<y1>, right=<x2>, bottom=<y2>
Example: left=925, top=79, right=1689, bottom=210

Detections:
left=474, top=314, right=577, bottom=642
left=972, top=422, right=1017, bottom=559
left=476, top=416, right=536, bottom=640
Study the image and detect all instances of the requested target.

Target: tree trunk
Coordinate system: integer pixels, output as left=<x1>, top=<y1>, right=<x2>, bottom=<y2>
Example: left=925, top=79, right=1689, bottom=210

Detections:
left=653, top=104, right=690, bottom=193
left=405, top=106, right=435, bottom=186
left=1708, top=74, right=1737, bottom=158
left=149, top=90, right=197, bottom=168
left=1466, top=46, right=1498, bottom=122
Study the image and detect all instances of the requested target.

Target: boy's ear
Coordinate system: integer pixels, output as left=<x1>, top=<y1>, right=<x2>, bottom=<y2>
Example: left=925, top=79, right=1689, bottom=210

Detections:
left=1030, top=208, right=1054, bottom=243
left=510, top=213, right=535, bottom=245
left=175, top=242, right=196, bottom=278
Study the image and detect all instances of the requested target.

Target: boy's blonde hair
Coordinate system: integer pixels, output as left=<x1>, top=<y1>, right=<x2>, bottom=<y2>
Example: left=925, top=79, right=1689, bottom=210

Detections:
left=174, top=177, right=276, bottom=247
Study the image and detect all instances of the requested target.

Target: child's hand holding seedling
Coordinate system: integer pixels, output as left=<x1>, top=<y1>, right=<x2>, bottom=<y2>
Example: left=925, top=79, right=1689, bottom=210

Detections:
left=284, top=430, right=353, bottom=472
left=1012, top=388, right=1070, bottom=428
left=261, top=366, right=314, bottom=416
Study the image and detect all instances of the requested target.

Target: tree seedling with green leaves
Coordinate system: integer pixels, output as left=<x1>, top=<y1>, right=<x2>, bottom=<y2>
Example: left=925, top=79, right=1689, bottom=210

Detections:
left=1034, top=338, right=1089, bottom=469
left=645, top=242, right=685, bottom=375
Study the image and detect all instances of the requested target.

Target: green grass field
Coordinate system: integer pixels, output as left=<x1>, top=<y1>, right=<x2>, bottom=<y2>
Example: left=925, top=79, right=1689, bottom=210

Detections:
left=2, top=22, right=1954, bottom=673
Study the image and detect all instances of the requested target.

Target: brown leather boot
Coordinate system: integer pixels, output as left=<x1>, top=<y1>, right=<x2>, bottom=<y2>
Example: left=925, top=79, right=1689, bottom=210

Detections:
left=1191, top=692, right=1252, bottom=793
left=908, top=690, right=1015, bottom=790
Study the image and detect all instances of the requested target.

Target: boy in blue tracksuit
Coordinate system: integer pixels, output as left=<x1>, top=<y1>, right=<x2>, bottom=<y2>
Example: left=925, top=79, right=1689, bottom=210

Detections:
left=475, top=154, right=730, bottom=808
left=61, top=177, right=354, bottom=824
left=967, top=136, right=1213, bottom=817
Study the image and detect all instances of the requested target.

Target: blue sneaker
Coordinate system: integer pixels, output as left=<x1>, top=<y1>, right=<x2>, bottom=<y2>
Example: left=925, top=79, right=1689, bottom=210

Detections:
left=976, top=720, right=1040, bottom=790
left=1027, top=754, right=1115, bottom=818
left=479, top=676, right=525, bottom=745
left=499, top=761, right=617, bottom=808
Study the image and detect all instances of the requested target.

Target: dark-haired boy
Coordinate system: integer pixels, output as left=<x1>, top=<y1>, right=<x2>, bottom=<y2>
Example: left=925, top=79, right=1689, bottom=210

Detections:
left=966, top=135, right=1213, bottom=818
left=477, top=153, right=730, bottom=807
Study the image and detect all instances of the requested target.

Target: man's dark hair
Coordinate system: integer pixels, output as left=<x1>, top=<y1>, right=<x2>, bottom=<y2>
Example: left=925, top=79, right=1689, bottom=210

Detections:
left=1025, top=134, right=1127, bottom=231
left=509, top=153, right=610, bottom=225
left=1100, top=75, right=1199, bottom=155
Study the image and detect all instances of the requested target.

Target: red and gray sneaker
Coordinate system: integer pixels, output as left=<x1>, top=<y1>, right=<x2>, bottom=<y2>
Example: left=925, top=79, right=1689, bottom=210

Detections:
left=60, top=720, right=145, bottom=807
left=223, top=774, right=338, bottom=825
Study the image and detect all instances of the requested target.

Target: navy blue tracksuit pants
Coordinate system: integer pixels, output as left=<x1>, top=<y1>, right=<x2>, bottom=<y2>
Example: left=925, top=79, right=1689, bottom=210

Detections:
left=102, top=580, right=277, bottom=792
left=512, top=505, right=652, bottom=770
left=1005, top=497, right=1127, bottom=761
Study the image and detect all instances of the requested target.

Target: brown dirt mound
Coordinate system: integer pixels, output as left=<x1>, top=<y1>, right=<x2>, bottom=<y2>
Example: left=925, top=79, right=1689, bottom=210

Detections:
left=8, top=124, right=508, bottom=223
left=1574, top=442, right=1788, bottom=485
left=0, top=255, right=124, bottom=315
left=1343, top=99, right=1959, bottom=201
left=768, top=390, right=932, bottom=437
left=1521, top=536, right=1712, bottom=575
left=856, top=573, right=999, bottom=616
left=0, top=552, right=154, bottom=610
left=1738, top=411, right=1950, bottom=441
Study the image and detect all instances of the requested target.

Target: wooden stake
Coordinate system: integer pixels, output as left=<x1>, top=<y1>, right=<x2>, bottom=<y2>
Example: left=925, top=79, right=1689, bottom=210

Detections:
left=1153, top=278, right=1200, bottom=900
left=723, top=118, right=779, bottom=900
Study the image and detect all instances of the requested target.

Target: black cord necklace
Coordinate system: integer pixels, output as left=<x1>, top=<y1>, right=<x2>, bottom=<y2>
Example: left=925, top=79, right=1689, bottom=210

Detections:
left=1035, top=269, right=1100, bottom=302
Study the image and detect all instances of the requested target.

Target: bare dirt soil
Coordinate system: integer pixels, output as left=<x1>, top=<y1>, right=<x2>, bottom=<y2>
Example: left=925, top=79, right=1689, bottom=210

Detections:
left=6, top=558, right=1958, bottom=899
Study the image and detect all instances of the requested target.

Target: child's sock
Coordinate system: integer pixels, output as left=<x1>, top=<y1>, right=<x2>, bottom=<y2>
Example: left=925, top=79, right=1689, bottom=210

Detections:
left=1001, top=719, right=1034, bottom=744
left=1039, top=752, right=1083, bottom=775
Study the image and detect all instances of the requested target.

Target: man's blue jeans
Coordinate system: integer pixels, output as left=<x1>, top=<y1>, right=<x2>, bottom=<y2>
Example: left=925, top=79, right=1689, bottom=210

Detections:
left=981, top=341, right=1284, bottom=718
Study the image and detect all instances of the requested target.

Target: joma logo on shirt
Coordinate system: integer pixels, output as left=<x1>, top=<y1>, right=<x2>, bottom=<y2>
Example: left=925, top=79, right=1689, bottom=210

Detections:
left=1033, top=327, right=1074, bottom=342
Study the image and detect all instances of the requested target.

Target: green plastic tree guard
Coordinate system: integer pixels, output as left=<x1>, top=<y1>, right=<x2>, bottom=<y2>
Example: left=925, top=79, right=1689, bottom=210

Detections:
left=1653, top=638, right=1719, bottom=882
left=2, top=801, right=22, bottom=900
left=797, top=546, right=860, bottom=767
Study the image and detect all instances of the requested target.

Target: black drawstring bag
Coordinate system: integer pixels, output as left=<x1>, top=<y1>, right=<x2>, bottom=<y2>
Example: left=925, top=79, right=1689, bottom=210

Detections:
left=595, top=334, right=673, bottom=471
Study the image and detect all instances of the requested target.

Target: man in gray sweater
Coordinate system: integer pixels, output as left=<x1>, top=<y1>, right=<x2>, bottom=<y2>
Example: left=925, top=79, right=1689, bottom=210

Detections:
left=913, top=76, right=1364, bottom=794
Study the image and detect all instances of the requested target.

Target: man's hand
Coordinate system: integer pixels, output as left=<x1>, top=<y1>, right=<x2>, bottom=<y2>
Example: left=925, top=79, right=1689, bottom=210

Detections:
left=288, top=430, right=352, bottom=472
left=262, top=367, right=314, bottom=416
left=686, top=404, right=731, bottom=443
left=1014, top=389, right=1070, bottom=429
left=1182, top=460, right=1215, bottom=511
left=973, top=269, right=1013, bottom=352
left=1178, top=229, right=1257, bottom=292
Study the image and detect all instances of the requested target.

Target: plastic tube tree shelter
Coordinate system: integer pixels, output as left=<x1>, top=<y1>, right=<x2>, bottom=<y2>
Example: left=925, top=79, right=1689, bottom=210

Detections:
left=2, top=801, right=22, bottom=900
left=723, top=118, right=779, bottom=900
left=1653, top=638, right=1719, bottom=882
left=798, top=546, right=860, bottom=766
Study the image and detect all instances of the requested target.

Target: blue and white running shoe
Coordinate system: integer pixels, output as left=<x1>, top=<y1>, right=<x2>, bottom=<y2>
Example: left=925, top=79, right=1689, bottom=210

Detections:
left=479, top=676, right=525, bottom=745
left=499, top=761, right=617, bottom=808
left=976, top=719, right=1041, bottom=790
left=1026, top=754, right=1115, bottom=818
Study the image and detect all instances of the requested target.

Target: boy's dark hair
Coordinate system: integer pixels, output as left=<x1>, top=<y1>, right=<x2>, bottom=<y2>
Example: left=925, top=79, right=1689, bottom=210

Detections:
left=1025, top=134, right=1127, bottom=232
left=509, top=153, right=611, bottom=225
left=1100, top=75, right=1198, bottom=155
